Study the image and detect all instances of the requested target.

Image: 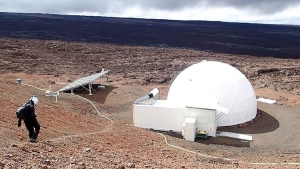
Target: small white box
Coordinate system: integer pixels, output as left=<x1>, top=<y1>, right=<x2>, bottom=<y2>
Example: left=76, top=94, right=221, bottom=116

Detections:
left=182, top=117, right=196, bottom=141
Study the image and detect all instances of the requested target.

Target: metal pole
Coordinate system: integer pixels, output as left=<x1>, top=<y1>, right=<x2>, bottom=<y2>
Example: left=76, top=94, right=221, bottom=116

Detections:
left=89, top=83, right=92, bottom=95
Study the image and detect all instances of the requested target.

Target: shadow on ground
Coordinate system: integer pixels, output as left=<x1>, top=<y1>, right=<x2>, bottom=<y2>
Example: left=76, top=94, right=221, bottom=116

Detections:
left=163, top=109, right=279, bottom=147
left=163, top=130, right=251, bottom=147
left=217, top=109, right=279, bottom=134
left=65, top=84, right=118, bottom=104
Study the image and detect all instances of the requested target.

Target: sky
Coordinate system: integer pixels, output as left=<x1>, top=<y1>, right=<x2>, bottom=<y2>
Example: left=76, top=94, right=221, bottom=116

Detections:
left=1, top=0, right=300, bottom=25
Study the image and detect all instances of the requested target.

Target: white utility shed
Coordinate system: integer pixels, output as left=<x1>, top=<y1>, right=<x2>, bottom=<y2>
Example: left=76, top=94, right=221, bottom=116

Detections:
left=133, top=100, right=220, bottom=138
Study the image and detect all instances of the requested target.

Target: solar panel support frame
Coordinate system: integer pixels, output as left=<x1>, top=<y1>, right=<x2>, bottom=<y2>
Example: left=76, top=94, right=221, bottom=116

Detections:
left=57, top=69, right=110, bottom=96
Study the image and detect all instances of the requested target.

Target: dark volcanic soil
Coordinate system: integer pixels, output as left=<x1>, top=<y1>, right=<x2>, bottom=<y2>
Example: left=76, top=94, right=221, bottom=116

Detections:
left=1, top=12, right=300, bottom=58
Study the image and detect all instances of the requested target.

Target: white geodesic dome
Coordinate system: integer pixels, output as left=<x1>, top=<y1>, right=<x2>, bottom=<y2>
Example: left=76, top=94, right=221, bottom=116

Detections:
left=167, top=61, right=257, bottom=127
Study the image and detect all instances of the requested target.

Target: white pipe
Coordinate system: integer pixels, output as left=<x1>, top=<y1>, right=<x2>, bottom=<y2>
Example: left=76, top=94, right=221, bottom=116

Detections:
left=157, top=133, right=232, bottom=160
left=148, top=88, right=159, bottom=98
left=21, top=82, right=47, bottom=91
left=74, top=94, right=112, bottom=121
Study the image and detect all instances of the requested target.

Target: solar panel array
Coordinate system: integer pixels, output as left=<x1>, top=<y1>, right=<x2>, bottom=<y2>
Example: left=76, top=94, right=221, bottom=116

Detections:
left=58, top=70, right=110, bottom=92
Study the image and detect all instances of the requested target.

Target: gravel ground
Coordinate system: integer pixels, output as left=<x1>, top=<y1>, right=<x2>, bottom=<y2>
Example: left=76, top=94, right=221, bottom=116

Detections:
left=1, top=38, right=300, bottom=168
